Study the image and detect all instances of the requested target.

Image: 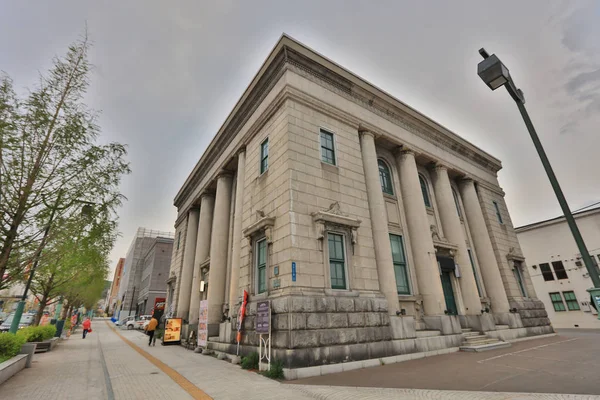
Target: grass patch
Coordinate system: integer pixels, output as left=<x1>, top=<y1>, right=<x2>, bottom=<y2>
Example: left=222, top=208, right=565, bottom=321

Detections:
left=262, top=360, right=284, bottom=380
left=241, top=351, right=259, bottom=370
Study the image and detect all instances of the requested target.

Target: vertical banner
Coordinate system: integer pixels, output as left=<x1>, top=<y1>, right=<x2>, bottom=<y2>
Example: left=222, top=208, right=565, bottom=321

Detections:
left=198, top=300, right=208, bottom=347
left=236, top=290, right=248, bottom=355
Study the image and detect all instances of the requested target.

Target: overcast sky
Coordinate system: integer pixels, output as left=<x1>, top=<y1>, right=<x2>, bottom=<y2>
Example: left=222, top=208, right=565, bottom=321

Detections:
left=2, top=1, right=599, bottom=275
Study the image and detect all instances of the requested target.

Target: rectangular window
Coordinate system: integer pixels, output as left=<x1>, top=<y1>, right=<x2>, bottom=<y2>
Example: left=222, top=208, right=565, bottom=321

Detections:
left=493, top=201, right=503, bottom=224
left=551, top=261, right=568, bottom=280
left=513, top=262, right=527, bottom=297
left=328, top=233, right=346, bottom=289
left=467, top=249, right=482, bottom=297
left=256, top=238, right=267, bottom=293
left=539, top=263, right=554, bottom=281
left=260, top=138, right=269, bottom=174
left=320, top=129, right=336, bottom=165
left=562, top=291, right=580, bottom=311
left=177, top=232, right=181, bottom=251
left=389, top=234, right=410, bottom=295
left=549, top=292, right=566, bottom=312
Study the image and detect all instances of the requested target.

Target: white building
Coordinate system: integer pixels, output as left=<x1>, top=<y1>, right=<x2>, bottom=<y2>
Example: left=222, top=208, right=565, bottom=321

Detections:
left=516, top=206, right=600, bottom=329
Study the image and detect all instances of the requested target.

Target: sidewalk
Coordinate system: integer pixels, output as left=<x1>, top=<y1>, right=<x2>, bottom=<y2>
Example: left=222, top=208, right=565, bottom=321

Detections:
left=2, top=320, right=598, bottom=400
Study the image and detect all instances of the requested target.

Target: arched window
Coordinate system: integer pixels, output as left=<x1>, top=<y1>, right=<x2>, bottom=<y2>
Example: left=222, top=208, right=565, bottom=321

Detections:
left=419, top=174, right=432, bottom=208
left=451, top=187, right=462, bottom=217
left=378, top=159, right=394, bottom=195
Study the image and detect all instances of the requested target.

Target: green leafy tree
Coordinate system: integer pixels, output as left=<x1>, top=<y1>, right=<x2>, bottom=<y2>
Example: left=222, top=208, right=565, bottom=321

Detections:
left=0, top=33, right=130, bottom=289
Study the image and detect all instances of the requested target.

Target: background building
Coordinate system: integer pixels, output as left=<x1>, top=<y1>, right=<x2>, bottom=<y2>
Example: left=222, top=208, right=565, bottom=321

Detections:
left=136, top=236, right=173, bottom=316
left=516, top=206, right=600, bottom=328
left=117, top=228, right=174, bottom=320
left=168, top=35, right=552, bottom=368
left=106, top=258, right=125, bottom=315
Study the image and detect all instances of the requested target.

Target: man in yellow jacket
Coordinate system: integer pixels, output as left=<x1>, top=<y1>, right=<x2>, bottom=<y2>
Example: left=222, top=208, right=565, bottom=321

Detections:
left=145, top=316, right=159, bottom=346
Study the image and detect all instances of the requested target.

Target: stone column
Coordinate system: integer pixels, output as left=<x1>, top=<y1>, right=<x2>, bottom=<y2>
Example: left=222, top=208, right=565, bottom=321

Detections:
left=359, top=131, right=400, bottom=315
left=459, top=179, right=510, bottom=313
left=396, top=149, right=445, bottom=316
left=432, top=165, right=480, bottom=315
left=188, top=193, right=215, bottom=324
left=176, top=208, right=200, bottom=321
left=228, top=149, right=246, bottom=317
left=207, top=172, right=234, bottom=329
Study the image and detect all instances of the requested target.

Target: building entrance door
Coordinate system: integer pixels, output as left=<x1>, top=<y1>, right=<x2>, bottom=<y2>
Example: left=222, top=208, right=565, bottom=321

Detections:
left=437, top=256, right=458, bottom=315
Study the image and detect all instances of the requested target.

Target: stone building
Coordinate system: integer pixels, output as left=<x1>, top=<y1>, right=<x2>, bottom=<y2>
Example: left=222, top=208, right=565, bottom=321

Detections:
left=136, top=236, right=173, bottom=316
left=167, top=35, right=552, bottom=368
left=516, top=206, right=600, bottom=329
left=106, top=258, right=125, bottom=315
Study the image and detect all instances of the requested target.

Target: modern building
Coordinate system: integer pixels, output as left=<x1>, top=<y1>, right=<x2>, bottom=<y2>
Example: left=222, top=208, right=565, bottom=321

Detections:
left=516, top=206, right=600, bottom=329
left=136, top=236, right=173, bottom=316
left=106, top=258, right=125, bottom=315
left=167, top=35, right=552, bottom=368
left=117, top=228, right=174, bottom=320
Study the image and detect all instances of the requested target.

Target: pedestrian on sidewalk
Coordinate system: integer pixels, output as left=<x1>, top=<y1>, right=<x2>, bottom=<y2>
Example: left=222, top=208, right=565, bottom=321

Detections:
left=145, top=315, right=158, bottom=346
left=82, top=317, right=92, bottom=339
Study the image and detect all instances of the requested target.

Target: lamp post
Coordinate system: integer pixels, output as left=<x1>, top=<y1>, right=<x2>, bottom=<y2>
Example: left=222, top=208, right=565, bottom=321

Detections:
left=477, top=49, right=600, bottom=313
left=9, top=191, right=97, bottom=333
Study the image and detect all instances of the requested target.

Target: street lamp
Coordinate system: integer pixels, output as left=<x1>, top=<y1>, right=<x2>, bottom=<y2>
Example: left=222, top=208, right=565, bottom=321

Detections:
left=9, top=192, right=98, bottom=333
left=477, top=48, right=600, bottom=313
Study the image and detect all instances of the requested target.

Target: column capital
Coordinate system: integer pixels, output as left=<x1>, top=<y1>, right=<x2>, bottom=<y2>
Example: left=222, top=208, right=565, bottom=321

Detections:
left=359, top=130, right=376, bottom=139
left=431, top=162, right=449, bottom=172
left=459, top=175, right=476, bottom=186
left=216, top=169, right=234, bottom=179
left=235, top=146, right=246, bottom=156
left=395, top=145, right=417, bottom=158
left=200, top=191, right=215, bottom=201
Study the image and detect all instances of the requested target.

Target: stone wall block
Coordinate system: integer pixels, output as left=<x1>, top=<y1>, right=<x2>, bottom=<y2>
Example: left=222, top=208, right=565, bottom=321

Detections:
left=243, top=316, right=255, bottom=331
left=366, top=312, right=381, bottom=327
left=348, top=313, right=366, bottom=327
left=355, top=327, right=372, bottom=343
left=354, top=298, right=371, bottom=312
left=272, top=331, right=289, bottom=348
left=272, top=297, right=289, bottom=313
left=381, top=313, right=390, bottom=326
left=339, top=328, right=358, bottom=344
left=318, top=329, right=341, bottom=346
left=248, top=301, right=257, bottom=316
left=291, top=330, right=319, bottom=349
left=326, top=313, right=349, bottom=328
left=290, top=313, right=307, bottom=330
left=306, top=313, right=327, bottom=329
left=370, top=298, right=388, bottom=312
left=336, top=297, right=355, bottom=312
left=272, top=314, right=289, bottom=331
left=291, top=296, right=316, bottom=313
left=315, top=297, right=337, bottom=312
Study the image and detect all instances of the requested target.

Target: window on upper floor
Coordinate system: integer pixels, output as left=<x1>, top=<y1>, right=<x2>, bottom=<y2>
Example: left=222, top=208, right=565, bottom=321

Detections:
left=260, top=138, right=269, bottom=174
left=452, top=187, right=462, bottom=218
left=389, top=234, right=410, bottom=295
left=328, top=233, right=347, bottom=290
left=562, top=291, right=580, bottom=311
left=493, top=201, right=503, bottom=224
left=320, top=129, right=336, bottom=165
left=539, top=263, right=554, bottom=281
left=513, top=261, right=528, bottom=297
left=176, top=231, right=181, bottom=251
left=551, top=261, right=568, bottom=280
left=419, top=174, right=432, bottom=208
left=549, top=292, right=566, bottom=312
left=378, top=159, right=394, bottom=195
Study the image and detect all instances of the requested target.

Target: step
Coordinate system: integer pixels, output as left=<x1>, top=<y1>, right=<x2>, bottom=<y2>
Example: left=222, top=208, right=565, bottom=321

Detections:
left=461, top=328, right=473, bottom=332
left=496, top=325, right=510, bottom=330
left=462, top=332, right=482, bottom=338
left=460, top=341, right=511, bottom=352
left=415, top=321, right=427, bottom=331
left=465, top=339, right=503, bottom=346
left=208, top=336, right=220, bottom=342
left=464, top=334, right=487, bottom=340
left=416, top=330, right=442, bottom=338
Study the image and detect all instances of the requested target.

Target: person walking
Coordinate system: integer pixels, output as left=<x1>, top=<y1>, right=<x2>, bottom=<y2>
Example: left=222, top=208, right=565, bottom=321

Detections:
left=82, top=317, right=92, bottom=339
left=145, top=315, right=159, bottom=346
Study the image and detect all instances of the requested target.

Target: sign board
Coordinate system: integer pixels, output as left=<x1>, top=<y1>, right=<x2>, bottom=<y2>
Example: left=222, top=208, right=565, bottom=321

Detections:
left=292, top=262, right=296, bottom=282
left=198, top=300, right=208, bottom=347
left=163, top=318, right=182, bottom=343
left=255, top=300, right=270, bottom=334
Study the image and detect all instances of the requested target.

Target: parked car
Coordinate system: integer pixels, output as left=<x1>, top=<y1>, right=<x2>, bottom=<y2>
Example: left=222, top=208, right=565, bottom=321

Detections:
left=0, top=311, right=8, bottom=325
left=115, top=315, right=135, bottom=327
left=0, top=313, right=34, bottom=332
left=134, top=315, right=152, bottom=330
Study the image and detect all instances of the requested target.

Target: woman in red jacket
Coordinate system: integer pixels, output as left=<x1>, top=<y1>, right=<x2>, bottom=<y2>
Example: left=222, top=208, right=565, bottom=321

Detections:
left=82, top=317, right=92, bottom=339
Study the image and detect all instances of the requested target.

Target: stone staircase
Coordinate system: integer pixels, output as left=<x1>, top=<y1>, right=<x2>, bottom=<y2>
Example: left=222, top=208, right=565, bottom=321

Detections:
left=459, top=328, right=511, bottom=352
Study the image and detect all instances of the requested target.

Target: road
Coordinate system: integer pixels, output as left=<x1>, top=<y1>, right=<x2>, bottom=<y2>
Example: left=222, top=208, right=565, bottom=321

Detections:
left=1, top=321, right=598, bottom=399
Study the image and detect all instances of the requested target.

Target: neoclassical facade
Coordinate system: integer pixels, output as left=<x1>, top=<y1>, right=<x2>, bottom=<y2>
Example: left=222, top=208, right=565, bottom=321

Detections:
left=167, top=35, right=552, bottom=368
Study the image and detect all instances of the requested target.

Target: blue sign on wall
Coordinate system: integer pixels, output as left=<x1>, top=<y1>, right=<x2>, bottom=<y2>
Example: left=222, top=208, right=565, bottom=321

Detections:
left=292, top=262, right=296, bottom=282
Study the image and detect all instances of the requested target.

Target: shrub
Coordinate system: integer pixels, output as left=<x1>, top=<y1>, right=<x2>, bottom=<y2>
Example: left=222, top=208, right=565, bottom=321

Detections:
left=155, top=329, right=164, bottom=339
left=241, top=351, right=259, bottom=370
left=0, top=333, right=26, bottom=363
left=17, top=325, right=57, bottom=342
left=63, top=319, right=71, bottom=331
left=262, top=360, right=284, bottom=380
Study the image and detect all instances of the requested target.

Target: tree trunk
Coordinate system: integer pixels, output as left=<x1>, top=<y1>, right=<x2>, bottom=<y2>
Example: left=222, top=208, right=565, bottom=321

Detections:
left=34, top=294, right=49, bottom=326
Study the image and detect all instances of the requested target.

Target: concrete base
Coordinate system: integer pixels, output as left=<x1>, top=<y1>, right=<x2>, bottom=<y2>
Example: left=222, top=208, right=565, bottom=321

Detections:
left=218, top=322, right=233, bottom=343
left=486, top=325, right=554, bottom=342
left=0, top=354, right=28, bottom=385
left=494, top=312, right=524, bottom=328
left=422, top=315, right=462, bottom=335
left=19, top=343, right=36, bottom=368
left=207, top=323, right=219, bottom=337
left=389, top=316, right=416, bottom=339
left=458, top=314, right=496, bottom=332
